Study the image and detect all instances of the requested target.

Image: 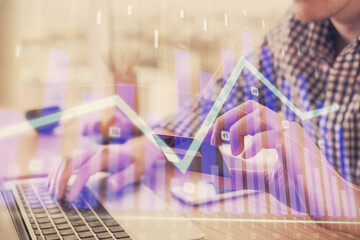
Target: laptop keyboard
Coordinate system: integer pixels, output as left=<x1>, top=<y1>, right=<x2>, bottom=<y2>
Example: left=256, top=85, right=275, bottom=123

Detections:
left=16, top=182, right=132, bottom=240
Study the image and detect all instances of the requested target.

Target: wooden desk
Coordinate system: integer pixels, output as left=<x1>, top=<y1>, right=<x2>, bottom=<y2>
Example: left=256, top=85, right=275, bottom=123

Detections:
left=140, top=165, right=355, bottom=240
left=1, top=124, right=357, bottom=240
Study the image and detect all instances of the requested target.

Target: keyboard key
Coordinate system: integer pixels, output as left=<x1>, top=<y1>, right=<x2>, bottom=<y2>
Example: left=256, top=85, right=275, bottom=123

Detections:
left=38, top=191, right=49, bottom=195
left=80, top=210, right=93, bottom=216
left=42, top=228, right=57, bottom=235
left=103, top=219, right=118, bottom=227
left=35, top=213, right=48, bottom=219
left=43, top=200, right=55, bottom=205
left=113, top=232, right=130, bottom=239
left=30, top=204, right=42, bottom=209
left=30, top=204, right=43, bottom=209
left=68, top=216, right=82, bottom=222
left=45, top=204, right=57, bottom=209
left=48, top=209, right=61, bottom=214
left=34, top=229, right=41, bottom=236
left=65, top=210, right=79, bottom=217
left=75, top=226, right=89, bottom=232
left=28, top=200, right=41, bottom=205
left=33, top=208, right=46, bottom=214
left=71, top=220, right=85, bottom=226
left=63, top=235, right=78, bottom=240
left=78, top=206, right=90, bottom=212
left=59, top=229, right=75, bottom=236
left=88, top=221, right=102, bottom=227
left=67, top=215, right=81, bottom=221
left=64, top=210, right=77, bottom=215
left=27, top=194, right=38, bottom=199
left=96, top=232, right=112, bottom=239
left=92, top=226, right=107, bottom=233
left=83, top=214, right=97, bottom=222
left=53, top=218, right=67, bottom=224
left=31, top=224, right=38, bottom=230
left=37, top=217, right=51, bottom=224
left=44, top=234, right=60, bottom=240
left=50, top=213, right=63, bottom=219
left=39, top=223, right=54, bottom=229
left=93, top=206, right=112, bottom=220
left=109, top=226, right=124, bottom=232
left=40, top=195, right=52, bottom=200
left=78, top=231, right=93, bottom=238
left=57, top=223, right=71, bottom=230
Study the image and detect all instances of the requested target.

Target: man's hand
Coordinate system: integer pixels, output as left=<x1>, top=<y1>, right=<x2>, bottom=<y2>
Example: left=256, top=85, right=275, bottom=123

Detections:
left=210, top=100, right=326, bottom=214
left=210, top=100, right=360, bottom=236
left=48, top=135, right=163, bottom=201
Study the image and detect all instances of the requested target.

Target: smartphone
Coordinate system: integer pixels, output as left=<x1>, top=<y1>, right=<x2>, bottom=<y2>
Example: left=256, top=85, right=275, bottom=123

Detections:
left=171, top=181, right=257, bottom=206
left=155, top=134, right=232, bottom=178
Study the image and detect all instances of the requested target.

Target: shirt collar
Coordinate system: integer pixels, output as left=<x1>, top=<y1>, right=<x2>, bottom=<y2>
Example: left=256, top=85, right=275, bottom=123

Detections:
left=305, top=19, right=336, bottom=64
left=306, top=18, right=360, bottom=65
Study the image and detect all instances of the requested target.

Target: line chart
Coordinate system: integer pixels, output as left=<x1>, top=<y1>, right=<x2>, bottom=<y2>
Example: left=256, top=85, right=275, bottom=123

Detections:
left=0, top=56, right=340, bottom=173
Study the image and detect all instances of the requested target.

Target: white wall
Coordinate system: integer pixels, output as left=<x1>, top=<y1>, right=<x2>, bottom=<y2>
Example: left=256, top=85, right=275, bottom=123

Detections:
left=0, top=0, right=292, bottom=118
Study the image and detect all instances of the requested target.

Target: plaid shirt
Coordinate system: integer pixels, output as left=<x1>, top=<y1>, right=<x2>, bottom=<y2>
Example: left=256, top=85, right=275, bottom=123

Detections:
left=160, top=9, right=360, bottom=185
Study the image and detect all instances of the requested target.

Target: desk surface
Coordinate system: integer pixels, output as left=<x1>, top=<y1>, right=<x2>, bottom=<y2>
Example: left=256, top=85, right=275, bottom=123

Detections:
left=1, top=124, right=357, bottom=240
left=145, top=165, right=355, bottom=240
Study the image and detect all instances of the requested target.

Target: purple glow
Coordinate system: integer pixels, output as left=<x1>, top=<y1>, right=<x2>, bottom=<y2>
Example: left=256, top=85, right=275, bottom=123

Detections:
left=318, top=110, right=336, bottom=217
left=331, top=176, right=342, bottom=217
left=241, top=32, right=255, bottom=101
left=36, top=49, right=69, bottom=172
left=175, top=49, right=190, bottom=137
left=303, top=149, right=316, bottom=216
left=146, top=111, right=165, bottom=211
left=113, top=83, right=136, bottom=210
left=283, top=129, right=302, bottom=215
left=221, top=50, right=236, bottom=112
left=225, top=157, right=244, bottom=215
left=314, top=168, right=325, bottom=216
left=0, top=111, right=22, bottom=178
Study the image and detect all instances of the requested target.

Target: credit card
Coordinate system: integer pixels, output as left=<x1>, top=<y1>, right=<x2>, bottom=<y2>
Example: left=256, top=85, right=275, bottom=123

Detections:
left=155, top=134, right=232, bottom=178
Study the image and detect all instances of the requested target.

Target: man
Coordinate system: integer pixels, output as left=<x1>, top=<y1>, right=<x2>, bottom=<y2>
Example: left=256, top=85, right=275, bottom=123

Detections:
left=49, top=0, right=360, bottom=236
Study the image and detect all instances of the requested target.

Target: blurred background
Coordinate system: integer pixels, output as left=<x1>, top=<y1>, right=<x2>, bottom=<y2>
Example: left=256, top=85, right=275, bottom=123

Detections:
left=0, top=0, right=291, bottom=120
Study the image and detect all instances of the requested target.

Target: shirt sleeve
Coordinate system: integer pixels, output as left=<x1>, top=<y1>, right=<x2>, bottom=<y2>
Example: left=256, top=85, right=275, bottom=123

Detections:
left=155, top=41, right=282, bottom=137
left=157, top=77, right=226, bottom=137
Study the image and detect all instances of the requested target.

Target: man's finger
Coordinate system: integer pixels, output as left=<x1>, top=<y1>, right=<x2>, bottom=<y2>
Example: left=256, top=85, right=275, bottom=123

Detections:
left=54, top=157, right=73, bottom=200
left=51, top=147, right=98, bottom=199
left=228, top=108, right=283, bottom=155
left=227, top=108, right=263, bottom=155
left=47, top=157, right=63, bottom=188
left=241, top=130, right=281, bottom=159
left=49, top=158, right=66, bottom=195
left=66, top=152, right=105, bottom=201
left=211, top=100, right=260, bottom=146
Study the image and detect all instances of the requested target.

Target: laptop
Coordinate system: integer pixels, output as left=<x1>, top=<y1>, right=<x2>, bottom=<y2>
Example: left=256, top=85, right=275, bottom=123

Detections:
left=0, top=173, right=205, bottom=240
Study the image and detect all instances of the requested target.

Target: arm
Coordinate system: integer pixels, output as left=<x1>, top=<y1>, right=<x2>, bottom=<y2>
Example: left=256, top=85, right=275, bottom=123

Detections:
left=49, top=78, right=218, bottom=200
left=211, top=100, right=360, bottom=237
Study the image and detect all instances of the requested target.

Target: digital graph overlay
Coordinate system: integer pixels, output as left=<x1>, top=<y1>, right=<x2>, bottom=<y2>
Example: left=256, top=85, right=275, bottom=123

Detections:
left=0, top=56, right=340, bottom=174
